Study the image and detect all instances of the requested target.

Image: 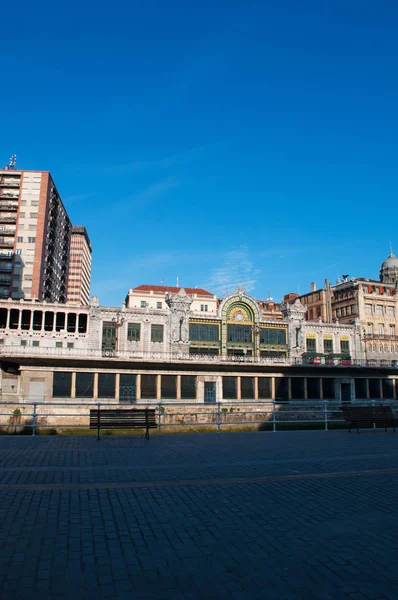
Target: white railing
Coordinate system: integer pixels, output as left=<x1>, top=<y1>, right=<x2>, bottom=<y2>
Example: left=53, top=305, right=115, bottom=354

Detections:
left=0, top=344, right=397, bottom=368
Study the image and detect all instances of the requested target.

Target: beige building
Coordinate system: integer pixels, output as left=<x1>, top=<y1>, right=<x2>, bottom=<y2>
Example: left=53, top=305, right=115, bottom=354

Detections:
left=294, top=253, right=398, bottom=362
left=67, top=226, right=92, bottom=305
left=0, top=167, right=72, bottom=302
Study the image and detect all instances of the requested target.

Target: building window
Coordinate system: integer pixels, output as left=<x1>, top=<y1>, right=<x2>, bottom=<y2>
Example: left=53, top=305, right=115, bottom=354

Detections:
left=200, top=305, right=208, bottom=312
left=227, top=324, right=252, bottom=343
left=378, top=324, right=384, bottom=336
left=127, top=323, right=140, bottom=342
left=67, top=342, right=74, bottom=349
left=30, top=213, right=38, bottom=219
left=156, top=302, right=162, bottom=309
left=341, top=307, right=345, bottom=316
left=56, top=342, right=62, bottom=348
left=181, top=375, right=196, bottom=399
left=367, top=324, right=373, bottom=335
left=140, top=301, right=146, bottom=308
left=340, top=340, right=350, bottom=354
left=324, top=339, right=333, bottom=354
left=364, top=304, right=371, bottom=314
left=53, top=372, right=72, bottom=398
left=32, top=341, right=40, bottom=347
left=16, top=249, right=22, bottom=255
left=98, top=373, right=116, bottom=398
left=151, top=324, right=164, bottom=343
left=387, top=306, right=394, bottom=316
left=260, top=328, right=287, bottom=345
left=75, top=373, right=94, bottom=398
left=17, top=236, right=23, bottom=243
left=306, top=338, right=316, bottom=352
left=28, top=237, right=36, bottom=243
left=375, top=305, right=383, bottom=315
left=389, top=325, right=395, bottom=337
left=351, top=305, right=356, bottom=315
left=21, top=340, right=27, bottom=346
left=189, top=323, right=219, bottom=341
left=336, top=309, right=340, bottom=317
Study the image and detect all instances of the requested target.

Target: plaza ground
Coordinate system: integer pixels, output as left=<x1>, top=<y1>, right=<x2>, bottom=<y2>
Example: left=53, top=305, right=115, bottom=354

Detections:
left=0, top=430, right=398, bottom=599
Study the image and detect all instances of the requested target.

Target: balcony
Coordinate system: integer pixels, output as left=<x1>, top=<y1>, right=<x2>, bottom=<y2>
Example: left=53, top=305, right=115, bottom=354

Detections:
left=0, top=192, right=19, bottom=200
left=0, top=239, right=14, bottom=248
left=0, top=179, right=20, bottom=188
left=363, top=333, right=398, bottom=341
left=0, top=227, right=15, bottom=236
left=0, top=202, right=18, bottom=211
left=0, top=215, right=17, bottom=224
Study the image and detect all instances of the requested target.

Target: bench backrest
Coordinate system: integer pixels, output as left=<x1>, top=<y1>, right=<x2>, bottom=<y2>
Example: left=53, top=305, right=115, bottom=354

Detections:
left=90, top=408, right=157, bottom=427
left=341, top=406, right=394, bottom=420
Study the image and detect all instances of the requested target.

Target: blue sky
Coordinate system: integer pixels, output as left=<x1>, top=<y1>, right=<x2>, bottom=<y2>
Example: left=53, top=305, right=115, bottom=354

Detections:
left=1, top=1, right=397, bottom=305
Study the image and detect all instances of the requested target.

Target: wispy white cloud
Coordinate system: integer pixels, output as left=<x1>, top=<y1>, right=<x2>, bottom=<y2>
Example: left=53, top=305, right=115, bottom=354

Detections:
left=105, top=145, right=212, bottom=176
left=117, top=177, right=180, bottom=208
left=204, top=246, right=261, bottom=297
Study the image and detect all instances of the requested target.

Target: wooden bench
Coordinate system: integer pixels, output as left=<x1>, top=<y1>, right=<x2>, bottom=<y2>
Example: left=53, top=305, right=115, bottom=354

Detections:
left=90, top=408, right=157, bottom=440
left=340, top=405, right=397, bottom=433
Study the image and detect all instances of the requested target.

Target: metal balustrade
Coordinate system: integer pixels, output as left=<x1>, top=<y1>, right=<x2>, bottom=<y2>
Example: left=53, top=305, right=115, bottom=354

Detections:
left=0, top=399, right=396, bottom=435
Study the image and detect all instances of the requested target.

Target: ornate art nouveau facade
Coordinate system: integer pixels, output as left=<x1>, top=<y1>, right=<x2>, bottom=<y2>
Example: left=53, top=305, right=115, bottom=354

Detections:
left=1, top=286, right=395, bottom=406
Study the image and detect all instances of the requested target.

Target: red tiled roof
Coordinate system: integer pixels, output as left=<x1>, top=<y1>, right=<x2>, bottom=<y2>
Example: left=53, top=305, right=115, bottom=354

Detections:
left=132, top=285, right=213, bottom=297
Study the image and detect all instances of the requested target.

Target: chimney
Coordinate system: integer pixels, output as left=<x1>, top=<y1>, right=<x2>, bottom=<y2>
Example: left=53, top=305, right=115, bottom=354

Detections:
left=310, top=282, right=317, bottom=292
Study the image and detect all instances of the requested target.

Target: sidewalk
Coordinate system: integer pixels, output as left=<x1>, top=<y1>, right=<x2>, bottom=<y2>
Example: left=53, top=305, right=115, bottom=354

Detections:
left=1, top=430, right=398, bottom=599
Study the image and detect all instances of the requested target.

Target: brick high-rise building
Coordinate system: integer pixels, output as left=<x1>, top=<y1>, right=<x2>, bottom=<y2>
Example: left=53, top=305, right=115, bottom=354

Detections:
left=67, top=226, right=92, bottom=305
left=0, top=168, right=71, bottom=302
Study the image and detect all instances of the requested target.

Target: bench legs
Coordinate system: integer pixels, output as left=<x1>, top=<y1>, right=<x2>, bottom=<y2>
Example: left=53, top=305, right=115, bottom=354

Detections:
left=349, top=421, right=360, bottom=433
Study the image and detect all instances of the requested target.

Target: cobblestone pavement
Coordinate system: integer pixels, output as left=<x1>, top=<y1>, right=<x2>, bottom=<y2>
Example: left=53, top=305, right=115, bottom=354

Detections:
left=1, top=430, right=398, bottom=599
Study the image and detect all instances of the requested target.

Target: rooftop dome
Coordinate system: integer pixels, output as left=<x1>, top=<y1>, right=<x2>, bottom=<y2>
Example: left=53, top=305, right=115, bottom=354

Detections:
left=381, top=252, right=398, bottom=269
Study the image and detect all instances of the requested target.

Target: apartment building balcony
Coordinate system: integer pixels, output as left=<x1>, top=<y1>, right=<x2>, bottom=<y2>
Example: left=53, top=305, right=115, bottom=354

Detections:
left=0, top=227, right=15, bottom=236
left=363, top=333, right=398, bottom=341
left=0, top=215, right=17, bottom=224
left=0, top=179, right=20, bottom=188
left=0, top=192, right=19, bottom=200
left=0, top=239, right=14, bottom=248
left=0, top=202, right=18, bottom=211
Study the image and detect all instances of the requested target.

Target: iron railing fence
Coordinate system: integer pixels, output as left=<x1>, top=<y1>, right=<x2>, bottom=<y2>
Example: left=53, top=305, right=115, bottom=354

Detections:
left=0, top=399, right=396, bottom=435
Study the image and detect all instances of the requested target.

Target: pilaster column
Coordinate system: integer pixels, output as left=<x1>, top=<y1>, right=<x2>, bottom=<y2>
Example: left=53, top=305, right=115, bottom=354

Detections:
left=93, top=373, right=98, bottom=399
left=71, top=372, right=76, bottom=399
left=17, top=310, right=22, bottom=329
left=237, top=376, right=241, bottom=400
left=271, top=377, right=275, bottom=401
left=156, top=374, right=161, bottom=400
left=6, top=309, right=10, bottom=329
left=304, top=378, right=308, bottom=400
left=115, top=373, right=120, bottom=402
left=136, top=374, right=141, bottom=401
left=254, top=377, right=258, bottom=401
left=177, top=375, right=181, bottom=400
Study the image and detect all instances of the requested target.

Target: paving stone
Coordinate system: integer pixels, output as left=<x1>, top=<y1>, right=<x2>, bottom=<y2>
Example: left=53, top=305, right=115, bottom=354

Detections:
left=1, top=431, right=398, bottom=598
